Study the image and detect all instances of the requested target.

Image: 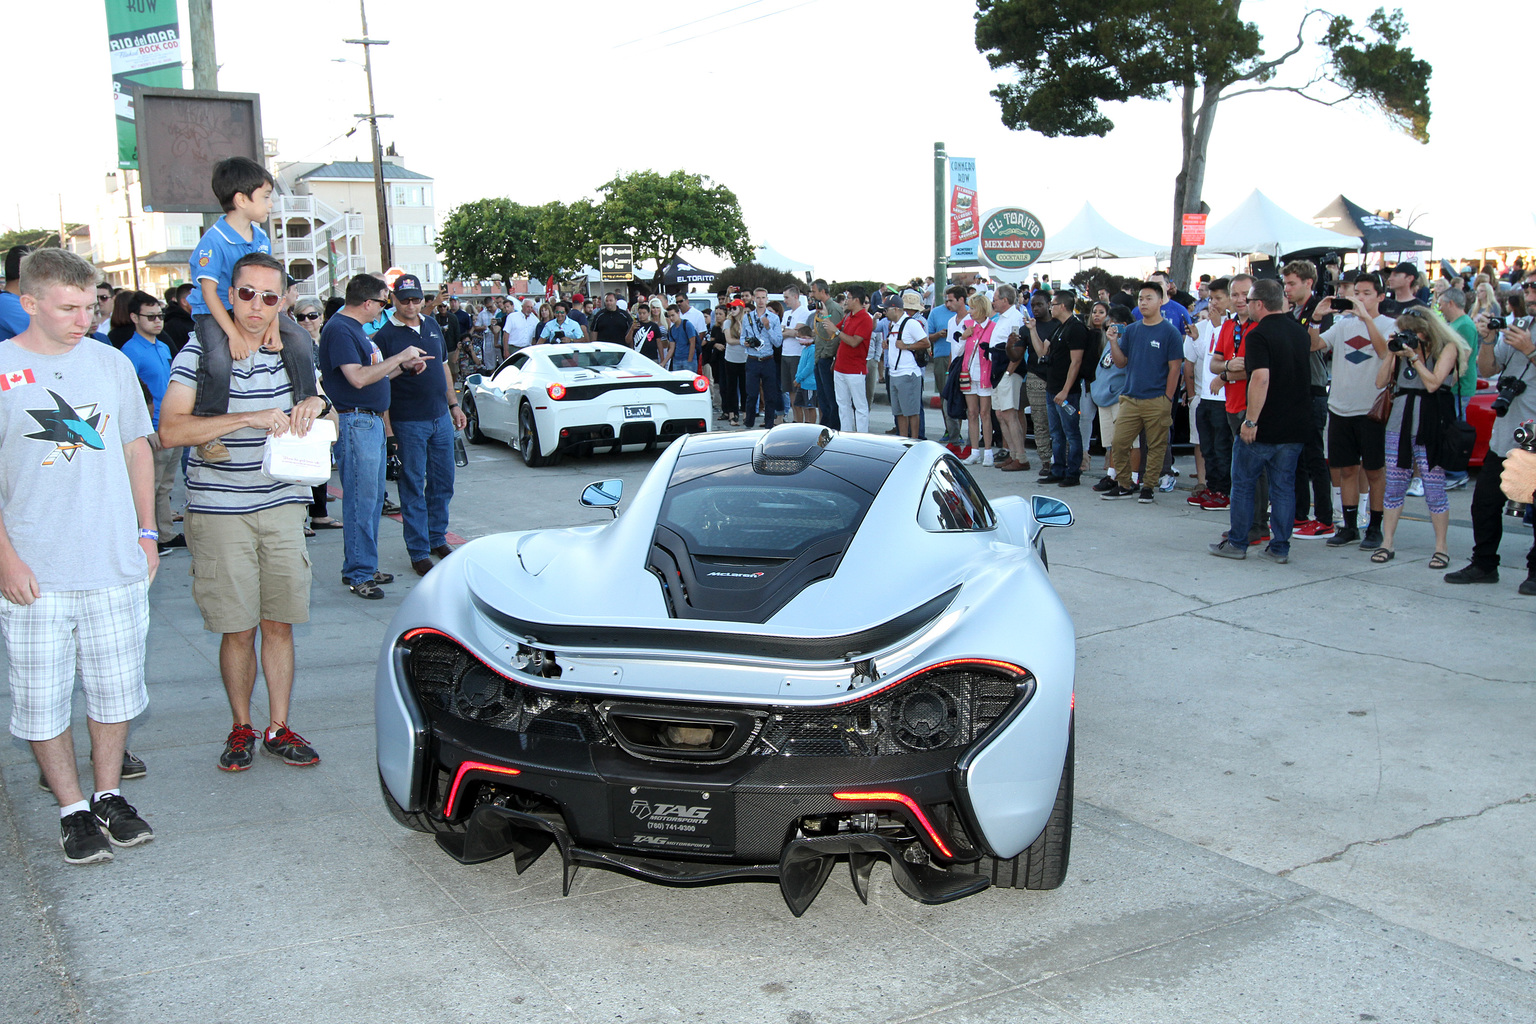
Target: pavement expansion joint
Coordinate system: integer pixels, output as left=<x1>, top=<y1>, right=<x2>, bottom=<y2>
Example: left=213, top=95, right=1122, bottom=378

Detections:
left=1278, top=791, right=1536, bottom=878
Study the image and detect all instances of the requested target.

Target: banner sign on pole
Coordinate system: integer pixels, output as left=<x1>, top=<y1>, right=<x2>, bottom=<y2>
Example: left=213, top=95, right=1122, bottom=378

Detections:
left=948, top=157, right=979, bottom=262
left=1181, top=213, right=1207, bottom=247
left=599, top=243, right=635, bottom=282
left=976, top=207, right=1048, bottom=274
left=105, top=0, right=184, bottom=169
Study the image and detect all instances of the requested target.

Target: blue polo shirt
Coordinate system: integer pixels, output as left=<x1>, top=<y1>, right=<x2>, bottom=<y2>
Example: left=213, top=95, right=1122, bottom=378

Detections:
left=188, top=217, right=271, bottom=316
left=0, top=291, right=29, bottom=341
left=1119, top=319, right=1184, bottom=399
left=319, top=313, right=390, bottom=412
left=539, top=317, right=584, bottom=342
left=121, top=331, right=173, bottom=426
left=925, top=306, right=953, bottom=358
left=374, top=315, right=448, bottom=422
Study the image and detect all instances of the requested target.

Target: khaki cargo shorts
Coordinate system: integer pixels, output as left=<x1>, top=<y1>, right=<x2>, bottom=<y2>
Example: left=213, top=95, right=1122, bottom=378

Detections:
left=185, top=503, right=311, bottom=633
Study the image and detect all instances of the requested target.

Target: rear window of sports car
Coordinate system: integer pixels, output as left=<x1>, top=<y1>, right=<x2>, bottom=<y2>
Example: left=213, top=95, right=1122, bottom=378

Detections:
left=657, top=463, right=873, bottom=559
left=545, top=349, right=626, bottom=369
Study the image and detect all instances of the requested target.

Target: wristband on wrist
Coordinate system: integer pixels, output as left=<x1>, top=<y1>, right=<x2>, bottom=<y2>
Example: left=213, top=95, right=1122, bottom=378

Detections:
left=139, top=528, right=158, bottom=541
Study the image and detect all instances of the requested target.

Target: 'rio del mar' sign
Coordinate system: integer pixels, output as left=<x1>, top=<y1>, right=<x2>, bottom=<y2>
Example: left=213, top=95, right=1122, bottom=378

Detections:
left=976, top=207, right=1047, bottom=274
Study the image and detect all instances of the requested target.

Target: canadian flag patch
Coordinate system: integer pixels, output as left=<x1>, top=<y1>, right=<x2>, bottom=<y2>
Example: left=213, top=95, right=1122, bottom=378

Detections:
left=0, top=369, right=37, bottom=391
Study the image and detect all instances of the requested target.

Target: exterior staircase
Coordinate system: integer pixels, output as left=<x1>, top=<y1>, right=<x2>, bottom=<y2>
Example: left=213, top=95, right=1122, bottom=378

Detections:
left=270, top=194, right=367, bottom=301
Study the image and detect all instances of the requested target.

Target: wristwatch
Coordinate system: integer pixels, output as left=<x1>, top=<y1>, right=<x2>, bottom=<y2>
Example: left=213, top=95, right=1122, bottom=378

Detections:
left=1219, top=370, right=1229, bottom=382
left=1243, top=419, right=1257, bottom=429
left=316, top=395, right=333, bottom=417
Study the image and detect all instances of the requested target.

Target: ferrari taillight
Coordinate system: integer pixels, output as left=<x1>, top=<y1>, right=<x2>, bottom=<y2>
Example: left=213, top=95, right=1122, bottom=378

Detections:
left=547, top=383, right=567, bottom=400
left=691, top=374, right=710, bottom=392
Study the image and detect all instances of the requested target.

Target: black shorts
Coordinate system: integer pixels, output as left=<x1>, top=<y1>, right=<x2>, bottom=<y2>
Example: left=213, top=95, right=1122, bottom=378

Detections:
left=1327, top=412, right=1386, bottom=471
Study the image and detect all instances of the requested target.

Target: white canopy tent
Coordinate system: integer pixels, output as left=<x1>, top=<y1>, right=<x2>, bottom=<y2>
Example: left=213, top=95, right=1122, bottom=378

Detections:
left=1038, top=203, right=1162, bottom=263
left=1194, top=190, right=1354, bottom=258
left=754, top=242, right=814, bottom=279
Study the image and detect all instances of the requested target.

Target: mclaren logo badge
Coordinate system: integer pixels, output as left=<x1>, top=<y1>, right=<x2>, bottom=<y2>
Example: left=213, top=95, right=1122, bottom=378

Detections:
left=705, top=571, right=765, bottom=578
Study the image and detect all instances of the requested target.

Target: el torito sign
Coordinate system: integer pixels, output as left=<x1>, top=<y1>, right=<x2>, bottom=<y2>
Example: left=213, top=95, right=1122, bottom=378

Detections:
left=976, top=207, right=1047, bottom=274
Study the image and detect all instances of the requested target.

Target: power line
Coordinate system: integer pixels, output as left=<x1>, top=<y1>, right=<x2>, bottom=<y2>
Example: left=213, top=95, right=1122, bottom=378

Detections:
left=612, top=0, right=769, bottom=49
left=659, top=0, right=821, bottom=49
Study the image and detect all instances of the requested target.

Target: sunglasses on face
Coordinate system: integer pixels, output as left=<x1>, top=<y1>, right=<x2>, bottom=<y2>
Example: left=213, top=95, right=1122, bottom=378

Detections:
left=137, top=313, right=165, bottom=321
left=294, top=311, right=322, bottom=321
left=236, top=286, right=282, bottom=306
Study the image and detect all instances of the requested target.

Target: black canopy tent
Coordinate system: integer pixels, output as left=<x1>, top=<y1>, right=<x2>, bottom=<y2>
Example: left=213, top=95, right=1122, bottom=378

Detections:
left=660, top=259, right=718, bottom=289
left=1313, top=195, right=1433, bottom=253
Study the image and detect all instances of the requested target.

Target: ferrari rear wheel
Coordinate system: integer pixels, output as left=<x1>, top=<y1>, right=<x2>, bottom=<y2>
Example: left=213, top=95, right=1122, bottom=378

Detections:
left=461, top=396, right=487, bottom=444
left=519, top=402, right=553, bottom=467
left=963, top=714, right=1073, bottom=890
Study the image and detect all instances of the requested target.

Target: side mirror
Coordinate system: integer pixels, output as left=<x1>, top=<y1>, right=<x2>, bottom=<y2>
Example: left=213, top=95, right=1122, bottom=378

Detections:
left=1031, top=494, right=1073, bottom=528
left=580, top=478, right=624, bottom=518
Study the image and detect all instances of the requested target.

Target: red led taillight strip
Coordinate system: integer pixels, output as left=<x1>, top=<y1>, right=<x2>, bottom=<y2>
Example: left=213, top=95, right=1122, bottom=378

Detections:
left=444, top=761, right=521, bottom=817
left=832, top=790, right=954, bottom=859
left=823, top=657, right=1026, bottom=707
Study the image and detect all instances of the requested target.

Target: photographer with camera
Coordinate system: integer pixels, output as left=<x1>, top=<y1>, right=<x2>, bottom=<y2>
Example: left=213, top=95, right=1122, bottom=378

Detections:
left=1447, top=292, right=1536, bottom=592
left=537, top=301, right=584, bottom=344
left=1370, top=308, right=1469, bottom=567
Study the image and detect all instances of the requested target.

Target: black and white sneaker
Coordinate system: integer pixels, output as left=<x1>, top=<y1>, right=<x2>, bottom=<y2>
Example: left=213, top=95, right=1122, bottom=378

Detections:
left=61, top=810, right=113, bottom=865
left=91, top=794, right=154, bottom=847
left=1099, top=484, right=1139, bottom=500
left=1137, top=487, right=1155, bottom=503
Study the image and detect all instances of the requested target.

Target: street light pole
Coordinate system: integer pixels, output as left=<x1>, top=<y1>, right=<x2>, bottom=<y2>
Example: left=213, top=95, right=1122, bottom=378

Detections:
left=345, top=0, right=392, bottom=273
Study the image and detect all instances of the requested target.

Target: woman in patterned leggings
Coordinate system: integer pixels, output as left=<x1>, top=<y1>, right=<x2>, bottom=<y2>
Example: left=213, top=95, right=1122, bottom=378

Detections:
left=1373, top=309, right=1470, bottom=566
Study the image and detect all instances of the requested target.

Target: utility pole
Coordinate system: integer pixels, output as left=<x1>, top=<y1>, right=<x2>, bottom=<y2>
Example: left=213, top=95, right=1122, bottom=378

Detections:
left=934, top=143, right=947, bottom=298
left=188, top=0, right=221, bottom=237
left=346, top=0, right=393, bottom=273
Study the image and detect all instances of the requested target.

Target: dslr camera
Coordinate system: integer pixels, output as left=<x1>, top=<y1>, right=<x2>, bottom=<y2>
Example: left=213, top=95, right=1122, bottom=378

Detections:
left=1387, top=331, right=1420, bottom=353
left=1493, top=375, right=1528, bottom=417
left=1485, top=316, right=1507, bottom=332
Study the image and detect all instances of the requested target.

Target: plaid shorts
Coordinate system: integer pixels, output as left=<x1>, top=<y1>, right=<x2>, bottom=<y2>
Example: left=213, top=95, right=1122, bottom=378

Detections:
left=1, top=579, right=149, bottom=741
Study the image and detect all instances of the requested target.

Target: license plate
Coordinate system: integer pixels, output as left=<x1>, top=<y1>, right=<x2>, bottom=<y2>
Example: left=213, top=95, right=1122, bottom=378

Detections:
left=624, top=405, right=652, bottom=419
left=612, top=787, right=734, bottom=854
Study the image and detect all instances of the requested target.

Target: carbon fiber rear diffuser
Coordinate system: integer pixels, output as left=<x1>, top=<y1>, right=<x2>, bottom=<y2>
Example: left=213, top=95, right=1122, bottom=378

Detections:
left=436, top=804, right=991, bottom=915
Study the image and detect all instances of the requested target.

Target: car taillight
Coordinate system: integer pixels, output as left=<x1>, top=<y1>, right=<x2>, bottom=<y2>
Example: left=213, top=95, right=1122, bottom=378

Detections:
left=692, top=375, right=710, bottom=392
left=547, top=383, right=567, bottom=400
left=832, top=791, right=954, bottom=859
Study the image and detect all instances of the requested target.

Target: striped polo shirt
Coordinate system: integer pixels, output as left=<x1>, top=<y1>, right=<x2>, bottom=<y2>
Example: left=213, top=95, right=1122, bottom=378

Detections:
left=169, top=332, right=312, bottom=514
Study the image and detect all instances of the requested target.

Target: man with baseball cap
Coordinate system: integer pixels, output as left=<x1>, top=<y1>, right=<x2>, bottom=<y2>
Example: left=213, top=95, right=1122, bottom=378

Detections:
left=374, top=274, right=465, bottom=577
left=1382, top=262, right=1428, bottom=316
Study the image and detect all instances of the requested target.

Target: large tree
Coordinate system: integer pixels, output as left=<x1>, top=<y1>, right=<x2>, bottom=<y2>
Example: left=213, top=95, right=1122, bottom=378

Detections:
left=437, top=198, right=546, bottom=284
left=974, top=2, right=1431, bottom=287
left=587, top=170, right=754, bottom=289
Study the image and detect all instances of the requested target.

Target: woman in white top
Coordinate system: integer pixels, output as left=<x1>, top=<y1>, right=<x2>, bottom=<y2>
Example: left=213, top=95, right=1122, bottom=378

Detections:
left=957, top=294, right=998, bottom=465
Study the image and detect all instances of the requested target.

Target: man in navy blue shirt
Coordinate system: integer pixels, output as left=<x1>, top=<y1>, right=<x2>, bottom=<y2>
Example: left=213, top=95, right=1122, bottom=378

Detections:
left=319, top=274, right=431, bottom=599
left=373, top=274, right=466, bottom=577
left=1103, top=282, right=1183, bottom=501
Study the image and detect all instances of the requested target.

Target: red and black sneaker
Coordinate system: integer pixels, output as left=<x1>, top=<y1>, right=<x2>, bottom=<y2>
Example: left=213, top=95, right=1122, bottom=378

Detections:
left=219, top=724, right=259, bottom=772
left=1187, top=489, right=1209, bottom=507
left=1293, top=520, right=1337, bottom=539
left=1198, top=491, right=1230, bottom=510
left=262, top=726, right=320, bottom=767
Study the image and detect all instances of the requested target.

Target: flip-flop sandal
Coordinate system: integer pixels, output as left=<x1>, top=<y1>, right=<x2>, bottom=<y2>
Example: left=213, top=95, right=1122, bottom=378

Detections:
left=1370, top=548, right=1395, bottom=563
left=310, top=518, right=345, bottom=530
left=304, top=527, right=316, bottom=538
left=1428, top=551, right=1450, bottom=569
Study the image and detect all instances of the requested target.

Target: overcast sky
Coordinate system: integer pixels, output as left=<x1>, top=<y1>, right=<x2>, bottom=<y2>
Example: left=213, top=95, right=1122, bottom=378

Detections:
left=4, top=0, right=1529, bottom=282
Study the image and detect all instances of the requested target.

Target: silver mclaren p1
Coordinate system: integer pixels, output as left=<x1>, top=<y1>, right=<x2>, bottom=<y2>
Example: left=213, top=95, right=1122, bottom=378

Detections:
left=376, top=423, right=1076, bottom=915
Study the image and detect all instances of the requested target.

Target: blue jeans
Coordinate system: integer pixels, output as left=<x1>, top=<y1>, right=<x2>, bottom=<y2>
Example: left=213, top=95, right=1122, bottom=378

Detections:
left=1046, top=385, right=1083, bottom=479
left=743, top=355, right=781, bottom=428
left=336, top=411, right=386, bottom=585
left=814, top=356, right=840, bottom=430
left=1229, top=439, right=1303, bottom=555
left=393, top=413, right=455, bottom=561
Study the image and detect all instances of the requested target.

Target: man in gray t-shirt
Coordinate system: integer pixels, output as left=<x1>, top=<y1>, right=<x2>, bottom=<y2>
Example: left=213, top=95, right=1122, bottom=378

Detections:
left=0, top=249, right=158, bottom=864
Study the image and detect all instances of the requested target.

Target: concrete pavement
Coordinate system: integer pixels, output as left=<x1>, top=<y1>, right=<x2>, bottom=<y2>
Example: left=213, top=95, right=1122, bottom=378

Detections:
left=3, top=402, right=1534, bottom=1023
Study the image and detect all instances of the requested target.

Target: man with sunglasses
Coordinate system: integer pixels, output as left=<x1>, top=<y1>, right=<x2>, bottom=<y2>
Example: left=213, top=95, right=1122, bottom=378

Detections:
left=319, top=273, right=431, bottom=600
left=120, top=292, right=183, bottom=554
left=159, top=253, right=338, bottom=772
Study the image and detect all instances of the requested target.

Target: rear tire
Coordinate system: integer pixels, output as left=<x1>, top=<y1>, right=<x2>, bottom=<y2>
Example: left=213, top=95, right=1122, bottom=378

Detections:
left=379, top=771, right=465, bottom=837
left=964, top=714, right=1072, bottom=890
left=519, top=403, right=553, bottom=467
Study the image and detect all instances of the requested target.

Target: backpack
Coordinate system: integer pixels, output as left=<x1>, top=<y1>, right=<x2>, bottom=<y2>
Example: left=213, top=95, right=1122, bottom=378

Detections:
left=896, top=315, right=929, bottom=369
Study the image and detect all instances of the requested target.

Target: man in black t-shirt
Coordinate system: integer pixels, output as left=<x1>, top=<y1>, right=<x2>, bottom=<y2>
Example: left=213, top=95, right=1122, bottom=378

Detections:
left=1043, top=291, right=1088, bottom=485
left=590, top=292, right=633, bottom=344
left=1211, top=278, right=1311, bottom=564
